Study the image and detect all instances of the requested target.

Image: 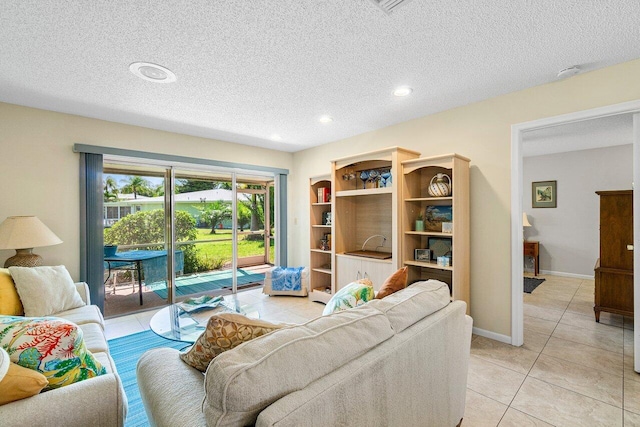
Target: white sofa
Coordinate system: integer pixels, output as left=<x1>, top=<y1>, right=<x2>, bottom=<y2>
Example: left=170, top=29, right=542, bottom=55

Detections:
left=0, top=283, right=128, bottom=427
left=137, top=280, right=472, bottom=427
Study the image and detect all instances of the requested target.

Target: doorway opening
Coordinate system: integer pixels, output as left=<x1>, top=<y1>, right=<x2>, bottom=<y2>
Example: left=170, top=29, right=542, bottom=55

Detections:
left=510, top=100, right=640, bottom=377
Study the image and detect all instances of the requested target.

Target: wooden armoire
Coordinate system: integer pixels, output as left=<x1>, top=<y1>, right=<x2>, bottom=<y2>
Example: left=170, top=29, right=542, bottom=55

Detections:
left=594, top=190, right=634, bottom=322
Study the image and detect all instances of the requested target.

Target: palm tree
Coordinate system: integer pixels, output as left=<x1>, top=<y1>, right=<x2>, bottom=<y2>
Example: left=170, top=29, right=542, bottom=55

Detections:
left=196, top=201, right=232, bottom=234
left=120, top=176, right=152, bottom=199
left=103, top=177, right=118, bottom=202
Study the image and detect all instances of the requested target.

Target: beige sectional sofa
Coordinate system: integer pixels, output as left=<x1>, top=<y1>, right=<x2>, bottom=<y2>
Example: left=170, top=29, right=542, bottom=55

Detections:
left=137, top=280, right=472, bottom=427
left=0, top=283, right=128, bottom=427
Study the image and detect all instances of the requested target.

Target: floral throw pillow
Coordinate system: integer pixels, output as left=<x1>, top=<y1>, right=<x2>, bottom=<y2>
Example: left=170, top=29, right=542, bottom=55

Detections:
left=322, top=279, right=374, bottom=315
left=0, top=316, right=106, bottom=389
left=180, top=312, right=285, bottom=372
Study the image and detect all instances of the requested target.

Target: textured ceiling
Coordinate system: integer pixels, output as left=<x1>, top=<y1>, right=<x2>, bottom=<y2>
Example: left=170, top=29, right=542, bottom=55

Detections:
left=1, top=1, right=639, bottom=152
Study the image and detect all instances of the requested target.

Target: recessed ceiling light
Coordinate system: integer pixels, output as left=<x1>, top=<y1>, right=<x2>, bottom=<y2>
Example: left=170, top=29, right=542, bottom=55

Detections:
left=129, top=62, right=176, bottom=83
left=319, top=115, right=334, bottom=124
left=270, top=134, right=283, bottom=141
left=556, top=66, right=580, bottom=80
left=393, top=86, right=413, bottom=97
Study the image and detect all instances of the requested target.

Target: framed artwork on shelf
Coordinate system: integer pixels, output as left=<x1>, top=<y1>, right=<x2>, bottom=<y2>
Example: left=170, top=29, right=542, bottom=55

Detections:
left=415, top=249, right=431, bottom=261
left=424, top=205, right=452, bottom=231
left=428, top=237, right=451, bottom=261
left=532, top=180, right=557, bottom=208
left=322, top=211, right=332, bottom=225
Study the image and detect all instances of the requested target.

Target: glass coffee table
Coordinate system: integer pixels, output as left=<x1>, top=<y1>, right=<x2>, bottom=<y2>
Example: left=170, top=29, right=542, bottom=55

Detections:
left=149, top=299, right=259, bottom=343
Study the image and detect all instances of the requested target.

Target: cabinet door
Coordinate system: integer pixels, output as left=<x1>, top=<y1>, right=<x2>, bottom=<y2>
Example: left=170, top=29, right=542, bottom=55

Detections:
left=600, top=193, right=633, bottom=270
left=335, top=256, right=362, bottom=291
left=361, top=260, right=394, bottom=292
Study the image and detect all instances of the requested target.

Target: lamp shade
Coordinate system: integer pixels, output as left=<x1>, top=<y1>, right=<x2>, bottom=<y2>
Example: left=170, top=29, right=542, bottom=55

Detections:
left=523, top=213, right=532, bottom=227
left=0, top=216, right=63, bottom=250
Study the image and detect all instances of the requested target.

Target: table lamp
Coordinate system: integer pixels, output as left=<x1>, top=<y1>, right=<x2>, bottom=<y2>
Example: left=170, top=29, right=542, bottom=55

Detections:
left=523, top=212, right=532, bottom=241
left=0, top=216, right=63, bottom=267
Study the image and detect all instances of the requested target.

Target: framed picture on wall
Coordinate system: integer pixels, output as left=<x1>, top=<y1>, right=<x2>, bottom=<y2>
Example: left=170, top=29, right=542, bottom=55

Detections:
left=532, top=180, right=557, bottom=208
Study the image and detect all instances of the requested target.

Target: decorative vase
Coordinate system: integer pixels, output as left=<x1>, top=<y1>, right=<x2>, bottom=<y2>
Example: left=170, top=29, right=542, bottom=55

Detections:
left=415, top=220, right=424, bottom=232
left=427, top=173, right=452, bottom=197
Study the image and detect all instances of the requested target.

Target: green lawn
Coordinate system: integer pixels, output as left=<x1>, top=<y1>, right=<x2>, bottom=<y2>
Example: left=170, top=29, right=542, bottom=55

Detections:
left=186, top=228, right=274, bottom=266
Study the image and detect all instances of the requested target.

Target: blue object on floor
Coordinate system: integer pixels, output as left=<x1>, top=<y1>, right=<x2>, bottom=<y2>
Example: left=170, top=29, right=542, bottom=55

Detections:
left=109, top=330, right=184, bottom=427
left=270, top=266, right=304, bottom=291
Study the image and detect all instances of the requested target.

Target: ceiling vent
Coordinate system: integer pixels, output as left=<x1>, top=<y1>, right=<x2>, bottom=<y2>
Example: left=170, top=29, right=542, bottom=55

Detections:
left=369, top=0, right=413, bottom=14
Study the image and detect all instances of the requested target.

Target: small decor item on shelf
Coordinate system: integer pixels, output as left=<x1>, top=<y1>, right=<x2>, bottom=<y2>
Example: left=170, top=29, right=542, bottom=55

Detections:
left=368, top=170, right=380, bottom=188
left=427, top=173, right=452, bottom=197
left=380, top=170, right=392, bottom=187
left=415, top=212, right=424, bottom=231
left=424, top=205, right=452, bottom=231
left=359, top=170, right=370, bottom=189
left=442, top=222, right=453, bottom=233
left=319, top=238, right=329, bottom=251
left=322, top=211, right=332, bottom=226
left=415, top=248, right=430, bottom=261
left=428, top=237, right=452, bottom=260
left=342, top=168, right=356, bottom=181
left=436, top=256, right=450, bottom=267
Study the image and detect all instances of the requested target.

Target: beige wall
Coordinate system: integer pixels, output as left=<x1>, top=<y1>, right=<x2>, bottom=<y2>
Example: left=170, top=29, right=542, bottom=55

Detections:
left=290, top=58, right=640, bottom=337
left=0, top=104, right=293, bottom=278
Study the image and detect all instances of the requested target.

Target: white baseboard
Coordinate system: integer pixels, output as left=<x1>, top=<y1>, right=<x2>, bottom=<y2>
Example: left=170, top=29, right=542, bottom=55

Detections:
left=539, top=270, right=594, bottom=280
left=472, top=327, right=512, bottom=345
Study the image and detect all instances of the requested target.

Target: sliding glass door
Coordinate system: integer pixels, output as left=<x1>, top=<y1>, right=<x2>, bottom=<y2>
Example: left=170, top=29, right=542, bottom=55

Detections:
left=102, top=161, right=276, bottom=317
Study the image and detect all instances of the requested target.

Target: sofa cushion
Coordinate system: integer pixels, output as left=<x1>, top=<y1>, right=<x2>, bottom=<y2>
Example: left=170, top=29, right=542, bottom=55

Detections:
left=79, top=323, right=109, bottom=354
left=180, top=312, right=285, bottom=372
left=375, top=266, right=408, bottom=299
left=138, top=348, right=208, bottom=427
left=203, top=305, right=394, bottom=426
left=0, top=347, right=48, bottom=405
left=367, top=280, right=451, bottom=333
left=0, top=315, right=106, bottom=389
left=322, top=279, right=374, bottom=315
left=9, top=266, right=85, bottom=317
left=56, top=305, right=105, bottom=330
left=0, top=269, right=23, bottom=316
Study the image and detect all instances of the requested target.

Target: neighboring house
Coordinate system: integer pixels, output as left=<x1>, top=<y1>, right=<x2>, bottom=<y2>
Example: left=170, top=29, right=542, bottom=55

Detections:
left=104, top=189, right=233, bottom=228
left=103, top=193, right=148, bottom=226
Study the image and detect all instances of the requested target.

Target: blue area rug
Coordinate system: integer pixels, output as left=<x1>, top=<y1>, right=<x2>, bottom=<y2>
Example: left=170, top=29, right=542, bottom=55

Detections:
left=109, top=330, right=184, bottom=427
left=147, top=269, right=265, bottom=299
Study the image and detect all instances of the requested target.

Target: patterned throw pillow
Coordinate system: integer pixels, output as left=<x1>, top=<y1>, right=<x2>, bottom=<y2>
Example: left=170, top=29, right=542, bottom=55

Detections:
left=322, top=279, right=374, bottom=315
left=0, top=316, right=106, bottom=389
left=180, top=313, right=285, bottom=372
left=375, top=267, right=408, bottom=299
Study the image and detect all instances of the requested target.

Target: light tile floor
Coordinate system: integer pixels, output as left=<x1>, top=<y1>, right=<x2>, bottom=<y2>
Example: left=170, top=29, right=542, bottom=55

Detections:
left=466, top=275, right=639, bottom=427
left=105, top=276, right=640, bottom=426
